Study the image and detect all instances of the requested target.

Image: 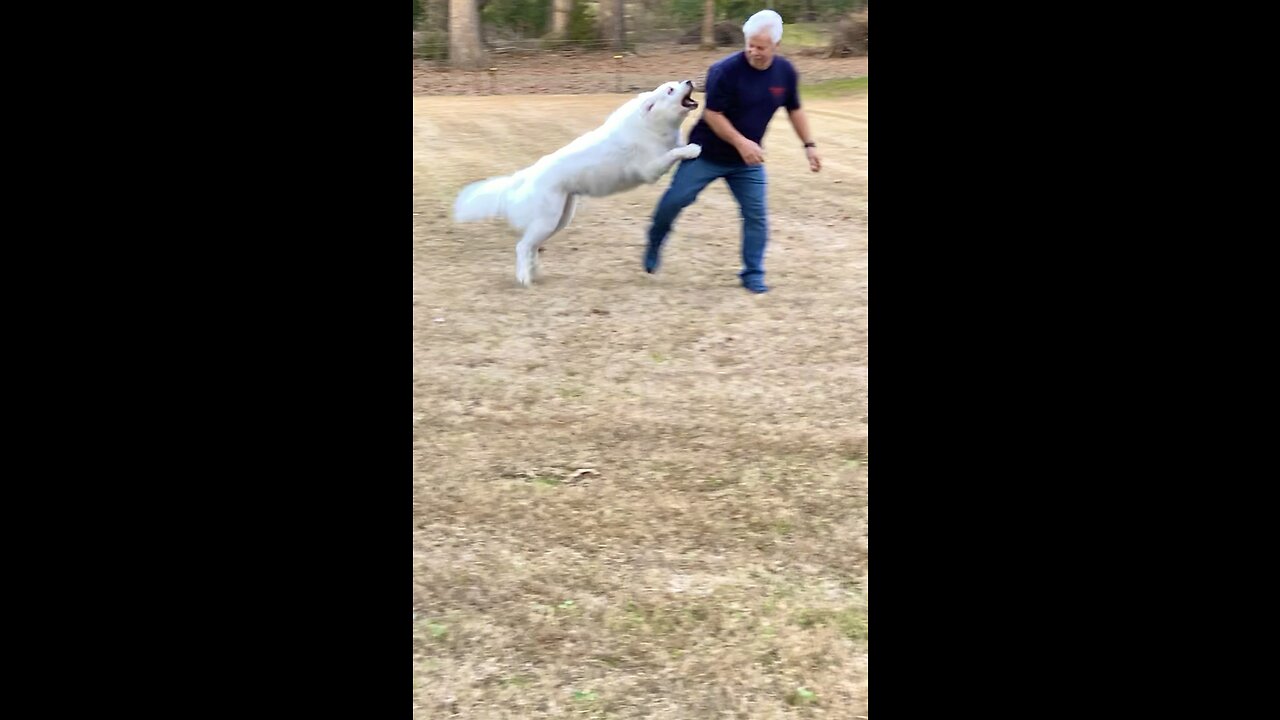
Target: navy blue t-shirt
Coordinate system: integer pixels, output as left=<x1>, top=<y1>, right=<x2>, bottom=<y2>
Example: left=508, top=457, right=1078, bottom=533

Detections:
left=689, top=51, right=800, bottom=165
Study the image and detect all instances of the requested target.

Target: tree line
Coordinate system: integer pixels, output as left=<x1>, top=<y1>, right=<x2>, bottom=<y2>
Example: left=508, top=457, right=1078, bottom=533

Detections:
left=414, top=0, right=865, bottom=67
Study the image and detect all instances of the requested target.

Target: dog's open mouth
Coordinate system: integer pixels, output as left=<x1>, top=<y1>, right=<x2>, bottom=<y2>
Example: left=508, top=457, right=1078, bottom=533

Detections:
left=681, top=85, right=698, bottom=109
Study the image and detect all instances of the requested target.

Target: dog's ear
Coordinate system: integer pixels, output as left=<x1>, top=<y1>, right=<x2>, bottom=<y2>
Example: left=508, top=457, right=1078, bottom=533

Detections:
left=644, top=101, right=654, bottom=114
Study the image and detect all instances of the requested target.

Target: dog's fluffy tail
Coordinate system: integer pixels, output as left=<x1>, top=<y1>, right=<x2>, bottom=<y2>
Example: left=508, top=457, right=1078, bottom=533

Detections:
left=453, top=174, right=524, bottom=224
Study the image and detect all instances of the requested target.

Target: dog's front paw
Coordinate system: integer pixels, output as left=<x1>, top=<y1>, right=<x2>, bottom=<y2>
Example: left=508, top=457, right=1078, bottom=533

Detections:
left=681, top=143, right=702, bottom=159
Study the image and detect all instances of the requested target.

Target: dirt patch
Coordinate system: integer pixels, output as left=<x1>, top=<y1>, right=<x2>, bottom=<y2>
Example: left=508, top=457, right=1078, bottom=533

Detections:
left=414, top=45, right=868, bottom=95
left=414, top=92, right=868, bottom=718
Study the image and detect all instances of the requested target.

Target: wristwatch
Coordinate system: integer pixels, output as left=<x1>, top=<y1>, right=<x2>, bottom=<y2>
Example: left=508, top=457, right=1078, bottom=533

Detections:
left=803, top=142, right=817, bottom=148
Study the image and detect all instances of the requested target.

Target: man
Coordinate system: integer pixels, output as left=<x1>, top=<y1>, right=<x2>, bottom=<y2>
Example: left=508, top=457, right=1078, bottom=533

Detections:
left=644, top=9, right=822, bottom=294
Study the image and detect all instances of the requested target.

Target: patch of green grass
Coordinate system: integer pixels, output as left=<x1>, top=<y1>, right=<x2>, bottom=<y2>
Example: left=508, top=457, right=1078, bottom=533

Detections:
left=608, top=600, right=718, bottom=637
left=787, top=686, right=819, bottom=706
left=501, top=674, right=532, bottom=687
left=784, top=23, right=833, bottom=47
left=795, top=608, right=827, bottom=629
left=800, top=76, right=868, bottom=99
left=793, top=606, right=867, bottom=641
left=835, top=607, right=868, bottom=640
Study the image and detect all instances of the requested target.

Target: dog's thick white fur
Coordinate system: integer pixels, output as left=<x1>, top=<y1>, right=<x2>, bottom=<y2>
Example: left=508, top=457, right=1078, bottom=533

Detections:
left=453, top=80, right=702, bottom=286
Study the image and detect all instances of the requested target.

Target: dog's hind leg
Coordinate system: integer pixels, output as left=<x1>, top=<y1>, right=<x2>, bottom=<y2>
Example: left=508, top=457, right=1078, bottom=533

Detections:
left=535, top=194, right=579, bottom=277
left=552, top=194, right=578, bottom=235
left=515, top=216, right=560, bottom=287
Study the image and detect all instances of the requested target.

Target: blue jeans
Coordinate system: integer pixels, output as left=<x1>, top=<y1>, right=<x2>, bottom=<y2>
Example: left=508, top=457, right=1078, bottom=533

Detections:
left=646, top=157, right=768, bottom=287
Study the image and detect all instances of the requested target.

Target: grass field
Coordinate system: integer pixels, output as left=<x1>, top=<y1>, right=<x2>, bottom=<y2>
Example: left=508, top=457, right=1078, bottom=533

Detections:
left=413, top=89, right=869, bottom=719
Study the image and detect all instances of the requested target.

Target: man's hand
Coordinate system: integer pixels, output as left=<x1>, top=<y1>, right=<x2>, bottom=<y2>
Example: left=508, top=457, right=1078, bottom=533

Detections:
left=736, top=139, right=765, bottom=165
left=805, top=146, right=821, bottom=172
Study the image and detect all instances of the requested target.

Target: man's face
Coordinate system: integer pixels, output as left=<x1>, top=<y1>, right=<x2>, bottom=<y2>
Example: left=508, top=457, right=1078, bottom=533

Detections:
left=745, top=31, right=778, bottom=70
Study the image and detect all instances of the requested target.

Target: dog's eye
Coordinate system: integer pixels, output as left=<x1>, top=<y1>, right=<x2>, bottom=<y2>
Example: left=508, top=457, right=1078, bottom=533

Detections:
left=667, top=88, right=673, bottom=94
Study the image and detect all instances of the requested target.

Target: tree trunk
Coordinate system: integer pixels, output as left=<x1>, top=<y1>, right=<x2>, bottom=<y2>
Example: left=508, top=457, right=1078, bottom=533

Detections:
left=550, top=0, right=571, bottom=38
left=448, top=0, right=486, bottom=69
left=598, top=0, right=625, bottom=51
left=700, top=0, right=715, bottom=49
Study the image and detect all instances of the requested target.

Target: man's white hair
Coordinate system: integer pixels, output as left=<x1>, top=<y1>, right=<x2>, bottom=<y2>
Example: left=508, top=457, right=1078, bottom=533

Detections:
left=743, top=9, right=784, bottom=44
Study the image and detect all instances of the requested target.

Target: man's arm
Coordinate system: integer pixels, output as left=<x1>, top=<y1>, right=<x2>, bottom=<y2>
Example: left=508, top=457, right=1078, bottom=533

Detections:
left=703, top=110, right=765, bottom=165
left=787, top=108, right=822, bottom=172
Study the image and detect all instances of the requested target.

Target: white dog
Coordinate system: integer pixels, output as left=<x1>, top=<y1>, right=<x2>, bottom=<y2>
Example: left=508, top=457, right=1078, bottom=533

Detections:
left=453, top=80, right=702, bottom=287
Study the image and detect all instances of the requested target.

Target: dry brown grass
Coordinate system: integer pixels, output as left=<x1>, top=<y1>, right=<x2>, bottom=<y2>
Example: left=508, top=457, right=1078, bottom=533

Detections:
left=414, top=91, right=868, bottom=719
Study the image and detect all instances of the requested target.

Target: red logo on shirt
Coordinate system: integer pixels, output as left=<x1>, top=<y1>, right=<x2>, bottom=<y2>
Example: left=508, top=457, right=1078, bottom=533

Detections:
left=770, top=86, right=786, bottom=99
